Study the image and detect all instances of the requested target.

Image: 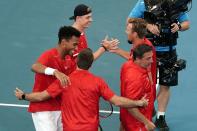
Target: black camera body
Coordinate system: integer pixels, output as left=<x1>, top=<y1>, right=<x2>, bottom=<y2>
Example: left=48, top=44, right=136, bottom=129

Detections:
left=158, top=58, right=186, bottom=83
left=174, top=59, right=186, bottom=71
left=143, top=0, right=191, bottom=83
left=144, top=0, right=191, bottom=46
left=144, top=0, right=192, bottom=24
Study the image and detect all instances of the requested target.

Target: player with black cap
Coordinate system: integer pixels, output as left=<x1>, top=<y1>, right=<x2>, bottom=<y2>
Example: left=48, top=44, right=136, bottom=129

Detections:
left=66, top=3, right=120, bottom=82
left=69, top=4, right=92, bottom=20
left=31, top=4, right=119, bottom=88
left=69, top=4, right=118, bottom=60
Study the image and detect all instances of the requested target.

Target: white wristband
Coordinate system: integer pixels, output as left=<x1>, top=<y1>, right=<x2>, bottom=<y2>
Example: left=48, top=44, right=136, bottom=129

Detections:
left=44, top=67, right=55, bottom=75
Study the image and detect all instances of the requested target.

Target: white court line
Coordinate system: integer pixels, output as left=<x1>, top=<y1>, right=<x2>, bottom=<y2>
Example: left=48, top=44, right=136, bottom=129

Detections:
left=0, top=103, right=29, bottom=108
left=99, top=110, right=120, bottom=114
left=0, top=103, right=120, bottom=114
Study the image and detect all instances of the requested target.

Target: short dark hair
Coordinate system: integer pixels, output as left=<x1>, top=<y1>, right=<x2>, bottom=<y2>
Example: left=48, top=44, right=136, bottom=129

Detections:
left=58, top=26, right=81, bottom=43
left=128, top=18, right=147, bottom=39
left=77, top=48, right=94, bottom=70
left=133, top=44, right=152, bottom=60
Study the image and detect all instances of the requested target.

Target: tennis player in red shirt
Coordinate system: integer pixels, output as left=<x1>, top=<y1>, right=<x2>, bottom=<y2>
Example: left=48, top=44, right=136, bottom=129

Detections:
left=15, top=48, right=149, bottom=131
left=109, top=18, right=157, bottom=101
left=31, top=4, right=119, bottom=87
left=108, top=18, right=156, bottom=131
left=23, top=26, right=81, bottom=131
left=120, top=44, right=156, bottom=131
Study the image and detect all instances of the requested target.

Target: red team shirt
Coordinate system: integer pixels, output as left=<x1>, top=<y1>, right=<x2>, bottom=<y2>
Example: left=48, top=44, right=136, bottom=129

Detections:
left=46, top=70, right=115, bottom=131
left=130, top=38, right=157, bottom=100
left=28, top=48, right=74, bottom=112
left=120, top=60, right=154, bottom=131
left=65, top=33, right=88, bottom=71
left=28, top=33, right=88, bottom=112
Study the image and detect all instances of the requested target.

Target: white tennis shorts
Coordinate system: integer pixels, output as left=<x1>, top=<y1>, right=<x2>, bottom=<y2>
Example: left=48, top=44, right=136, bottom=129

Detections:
left=32, top=111, right=62, bottom=131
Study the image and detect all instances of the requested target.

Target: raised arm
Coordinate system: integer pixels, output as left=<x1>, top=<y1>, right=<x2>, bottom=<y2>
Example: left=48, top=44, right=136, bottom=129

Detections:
left=93, top=36, right=119, bottom=60
left=15, top=87, right=51, bottom=102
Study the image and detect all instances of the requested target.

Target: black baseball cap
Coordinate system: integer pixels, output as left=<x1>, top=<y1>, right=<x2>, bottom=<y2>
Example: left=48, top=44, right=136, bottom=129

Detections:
left=69, top=4, right=92, bottom=20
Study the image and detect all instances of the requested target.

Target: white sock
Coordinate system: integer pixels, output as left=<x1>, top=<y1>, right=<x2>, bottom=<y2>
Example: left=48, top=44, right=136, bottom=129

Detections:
left=157, top=112, right=165, bottom=119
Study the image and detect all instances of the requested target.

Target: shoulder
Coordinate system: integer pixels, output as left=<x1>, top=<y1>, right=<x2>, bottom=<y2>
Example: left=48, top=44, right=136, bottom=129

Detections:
left=124, top=65, right=142, bottom=82
left=41, top=48, right=56, bottom=56
left=37, top=48, right=56, bottom=60
left=128, top=0, right=146, bottom=18
left=136, top=0, right=146, bottom=7
left=121, top=60, right=132, bottom=70
left=178, top=12, right=189, bottom=22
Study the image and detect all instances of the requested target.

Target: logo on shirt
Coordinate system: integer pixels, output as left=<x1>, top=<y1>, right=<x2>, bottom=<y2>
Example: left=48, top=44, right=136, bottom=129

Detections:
left=64, top=66, right=68, bottom=70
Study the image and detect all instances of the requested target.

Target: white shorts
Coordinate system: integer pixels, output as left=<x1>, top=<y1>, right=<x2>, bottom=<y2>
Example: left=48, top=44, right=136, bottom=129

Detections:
left=32, top=111, right=62, bottom=131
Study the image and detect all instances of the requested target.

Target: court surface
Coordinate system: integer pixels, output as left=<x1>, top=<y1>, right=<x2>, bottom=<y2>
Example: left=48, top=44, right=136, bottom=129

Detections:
left=0, top=0, right=196, bottom=130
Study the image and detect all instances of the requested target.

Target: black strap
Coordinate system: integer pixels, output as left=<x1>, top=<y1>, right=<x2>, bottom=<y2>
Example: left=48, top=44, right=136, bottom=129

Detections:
left=144, top=0, right=149, bottom=10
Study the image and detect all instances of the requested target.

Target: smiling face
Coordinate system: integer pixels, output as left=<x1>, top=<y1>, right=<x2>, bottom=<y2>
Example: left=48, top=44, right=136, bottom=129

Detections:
left=137, top=51, right=153, bottom=68
left=62, top=36, right=79, bottom=56
left=76, top=13, right=93, bottom=29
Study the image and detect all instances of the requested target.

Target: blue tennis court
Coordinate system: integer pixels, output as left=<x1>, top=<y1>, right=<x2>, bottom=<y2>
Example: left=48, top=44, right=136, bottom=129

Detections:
left=0, top=0, right=196, bottom=130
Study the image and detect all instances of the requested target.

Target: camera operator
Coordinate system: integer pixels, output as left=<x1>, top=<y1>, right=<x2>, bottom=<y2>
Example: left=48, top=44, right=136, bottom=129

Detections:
left=127, top=0, right=190, bottom=130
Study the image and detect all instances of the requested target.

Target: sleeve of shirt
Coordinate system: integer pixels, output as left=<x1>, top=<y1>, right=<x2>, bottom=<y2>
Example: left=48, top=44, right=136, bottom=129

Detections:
left=98, top=78, right=115, bottom=101
left=37, top=50, right=51, bottom=65
left=128, top=0, right=145, bottom=18
left=46, top=80, right=63, bottom=98
left=178, top=12, right=189, bottom=23
left=124, top=76, right=144, bottom=100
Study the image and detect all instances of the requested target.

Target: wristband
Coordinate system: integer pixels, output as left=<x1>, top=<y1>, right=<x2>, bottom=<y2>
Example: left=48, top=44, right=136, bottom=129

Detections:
left=22, top=94, right=26, bottom=100
left=101, top=45, right=108, bottom=51
left=177, top=22, right=182, bottom=30
left=44, top=67, right=55, bottom=75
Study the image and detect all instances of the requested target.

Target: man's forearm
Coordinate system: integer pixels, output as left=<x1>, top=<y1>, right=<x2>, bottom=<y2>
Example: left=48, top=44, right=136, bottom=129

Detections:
left=110, top=95, right=142, bottom=108
left=113, top=48, right=130, bottom=60
left=128, top=108, right=149, bottom=125
left=31, top=62, right=47, bottom=74
left=180, top=21, right=190, bottom=31
left=93, top=47, right=106, bottom=60
left=24, top=91, right=51, bottom=102
left=31, top=62, right=57, bottom=76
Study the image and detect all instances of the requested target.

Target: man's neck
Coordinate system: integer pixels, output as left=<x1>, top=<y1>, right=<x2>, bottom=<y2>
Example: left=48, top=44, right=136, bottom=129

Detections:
left=132, top=37, right=144, bottom=47
left=76, top=67, right=89, bottom=71
left=72, top=23, right=85, bottom=33
left=56, top=45, right=68, bottom=59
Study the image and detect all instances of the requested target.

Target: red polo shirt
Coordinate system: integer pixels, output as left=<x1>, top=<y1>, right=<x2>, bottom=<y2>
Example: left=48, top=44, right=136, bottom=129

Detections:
left=120, top=60, right=154, bottom=131
left=130, top=38, right=157, bottom=100
left=29, top=33, right=88, bottom=113
left=28, top=48, right=73, bottom=112
left=47, top=70, right=115, bottom=131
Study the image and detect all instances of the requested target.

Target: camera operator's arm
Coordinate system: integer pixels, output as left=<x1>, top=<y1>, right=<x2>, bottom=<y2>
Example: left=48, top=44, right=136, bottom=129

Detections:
left=147, top=24, right=160, bottom=36
left=179, top=21, right=190, bottom=31
left=171, top=21, right=190, bottom=33
left=171, top=12, right=190, bottom=33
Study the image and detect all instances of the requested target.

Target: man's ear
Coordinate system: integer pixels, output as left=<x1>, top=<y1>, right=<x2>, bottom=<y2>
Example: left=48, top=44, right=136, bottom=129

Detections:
left=75, top=16, right=81, bottom=21
left=134, top=32, right=138, bottom=38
